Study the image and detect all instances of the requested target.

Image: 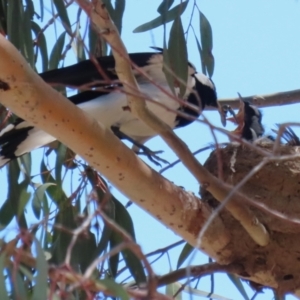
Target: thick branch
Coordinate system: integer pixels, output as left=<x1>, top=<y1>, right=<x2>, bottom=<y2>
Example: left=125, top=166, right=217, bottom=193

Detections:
left=215, top=89, right=300, bottom=110
left=0, top=35, right=231, bottom=261
left=76, top=0, right=269, bottom=247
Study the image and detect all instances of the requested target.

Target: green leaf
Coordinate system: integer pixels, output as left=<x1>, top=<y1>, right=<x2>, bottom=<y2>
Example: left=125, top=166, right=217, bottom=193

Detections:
left=273, top=290, right=285, bottom=300
left=19, top=153, right=31, bottom=178
left=32, top=238, right=48, bottom=300
left=227, top=274, right=250, bottom=300
left=177, top=243, right=194, bottom=269
left=200, top=11, right=213, bottom=51
left=17, top=185, right=31, bottom=217
left=39, top=0, right=44, bottom=21
left=193, top=32, right=206, bottom=75
left=199, top=11, right=215, bottom=77
left=55, top=143, right=67, bottom=186
left=53, top=0, right=71, bottom=33
left=0, top=253, right=9, bottom=300
left=109, top=231, right=120, bottom=278
left=31, top=21, right=48, bottom=72
left=112, top=197, right=146, bottom=285
left=185, top=285, right=233, bottom=300
left=168, top=16, right=188, bottom=97
left=98, top=279, right=129, bottom=300
left=32, top=183, right=55, bottom=219
left=0, top=0, right=7, bottom=35
left=21, top=6, right=34, bottom=67
left=40, top=159, right=67, bottom=205
left=75, top=230, right=97, bottom=273
left=113, top=0, right=125, bottom=34
left=50, top=205, right=77, bottom=265
left=162, top=47, right=175, bottom=95
left=166, top=282, right=182, bottom=300
left=24, top=0, right=34, bottom=19
left=133, top=1, right=188, bottom=33
left=0, top=199, right=14, bottom=228
left=49, top=31, right=66, bottom=70
left=157, top=0, right=174, bottom=15
left=7, top=161, right=28, bottom=229
left=7, top=268, right=27, bottom=299
left=7, top=0, right=22, bottom=48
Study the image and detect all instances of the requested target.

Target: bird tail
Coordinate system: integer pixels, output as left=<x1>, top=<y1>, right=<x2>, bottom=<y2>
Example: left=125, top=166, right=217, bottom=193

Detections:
left=0, top=120, right=55, bottom=167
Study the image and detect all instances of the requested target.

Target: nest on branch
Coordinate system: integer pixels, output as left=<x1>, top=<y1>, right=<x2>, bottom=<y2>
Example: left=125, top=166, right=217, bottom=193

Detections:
left=201, top=142, right=300, bottom=295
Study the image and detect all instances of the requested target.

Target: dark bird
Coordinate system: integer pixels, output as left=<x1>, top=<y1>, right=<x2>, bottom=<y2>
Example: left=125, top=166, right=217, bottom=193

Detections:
left=228, top=98, right=264, bottom=141
left=0, top=51, right=225, bottom=167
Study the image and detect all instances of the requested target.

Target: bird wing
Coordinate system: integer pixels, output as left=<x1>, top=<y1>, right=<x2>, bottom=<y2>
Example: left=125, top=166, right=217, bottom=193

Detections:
left=39, top=52, right=162, bottom=88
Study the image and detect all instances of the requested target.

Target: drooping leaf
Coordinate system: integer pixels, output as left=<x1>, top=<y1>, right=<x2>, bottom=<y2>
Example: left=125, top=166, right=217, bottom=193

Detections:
left=114, top=0, right=125, bottom=34
left=24, top=0, right=34, bottom=19
left=162, top=47, right=175, bottom=95
left=32, top=183, right=55, bottom=219
left=183, top=285, right=233, bottom=300
left=19, top=153, right=31, bottom=178
left=227, top=274, right=250, bottom=300
left=0, top=199, right=14, bottom=229
left=168, top=16, right=188, bottom=97
left=39, top=0, right=44, bottom=21
left=7, top=268, right=27, bottom=300
left=109, top=230, right=120, bottom=278
left=7, top=0, right=22, bottom=48
left=17, top=183, right=31, bottom=218
left=52, top=0, right=71, bottom=33
left=0, top=0, right=7, bottom=34
left=7, top=161, right=28, bottom=229
left=32, top=238, right=48, bottom=300
left=273, top=290, right=285, bottom=300
left=112, top=197, right=146, bottom=285
left=0, top=253, right=9, bottom=300
left=55, top=143, right=67, bottom=186
left=177, top=242, right=194, bottom=269
left=31, top=21, right=48, bottom=72
left=193, top=32, right=206, bottom=75
left=74, top=230, right=97, bottom=273
left=49, top=31, right=66, bottom=70
left=21, top=6, right=35, bottom=67
left=166, top=282, right=182, bottom=300
left=40, top=159, right=67, bottom=205
left=50, top=204, right=77, bottom=265
left=199, top=11, right=215, bottom=77
left=157, top=0, right=174, bottom=15
left=98, top=279, right=129, bottom=300
left=133, top=1, right=188, bottom=33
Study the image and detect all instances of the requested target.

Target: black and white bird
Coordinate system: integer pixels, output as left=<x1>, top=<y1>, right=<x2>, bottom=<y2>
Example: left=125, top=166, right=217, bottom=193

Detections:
left=229, top=98, right=264, bottom=141
left=0, top=51, right=225, bottom=167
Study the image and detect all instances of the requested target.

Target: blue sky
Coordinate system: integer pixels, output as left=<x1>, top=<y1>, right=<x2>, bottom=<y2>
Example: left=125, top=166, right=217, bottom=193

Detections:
left=1, top=0, right=300, bottom=299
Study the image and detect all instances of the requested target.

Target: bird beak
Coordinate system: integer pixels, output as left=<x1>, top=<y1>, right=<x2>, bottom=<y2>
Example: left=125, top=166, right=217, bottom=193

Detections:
left=217, top=102, right=227, bottom=127
left=227, top=101, right=245, bottom=124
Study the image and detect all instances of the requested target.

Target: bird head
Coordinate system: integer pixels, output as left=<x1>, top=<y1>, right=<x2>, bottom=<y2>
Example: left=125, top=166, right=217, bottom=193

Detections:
left=193, top=73, right=226, bottom=126
left=228, top=99, right=264, bottom=141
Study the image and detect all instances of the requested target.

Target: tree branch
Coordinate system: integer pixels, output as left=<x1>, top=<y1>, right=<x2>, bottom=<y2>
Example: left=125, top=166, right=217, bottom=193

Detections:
left=75, top=0, right=269, bottom=247
left=0, top=34, right=230, bottom=261
left=215, top=89, right=300, bottom=110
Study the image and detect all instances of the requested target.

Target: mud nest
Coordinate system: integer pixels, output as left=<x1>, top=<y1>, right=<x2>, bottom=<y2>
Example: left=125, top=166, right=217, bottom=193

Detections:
left=201, top=142, right=300, bottom=295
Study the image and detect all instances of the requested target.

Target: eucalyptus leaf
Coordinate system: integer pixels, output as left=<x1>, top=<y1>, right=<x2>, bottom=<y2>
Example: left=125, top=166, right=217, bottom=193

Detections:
left=53, top=0, right=71, bottom=33
left=49, top=31, right=66, bottom=70
left=177, top=242, right=194, bottom=269
left=168, top=16, right=188, bottom=97
left=227, top=274, right=250, bottom=300
left=0, top=253, right=9, bottom=300
left=157, top=0, right=174, bottom=15
left=32, top=238, right=48, bottom=300
left=133, top=1, right=188, bottom=33
left=31, top=21, right=48, bottom=72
